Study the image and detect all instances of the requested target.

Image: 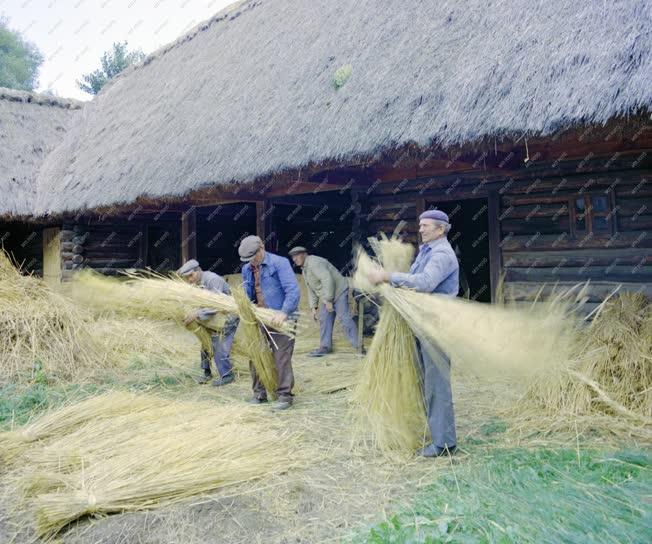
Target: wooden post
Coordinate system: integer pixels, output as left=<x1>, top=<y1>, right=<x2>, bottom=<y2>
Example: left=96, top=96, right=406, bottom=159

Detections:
left=181, top=207, right=197, bottom=263
left=139, top=224, right=149, bottom=268
left=42, top=227, right=62, bottom=285
left=256, top=201, right=267, bottom=241
left=487, top=190, right=502, bottom=303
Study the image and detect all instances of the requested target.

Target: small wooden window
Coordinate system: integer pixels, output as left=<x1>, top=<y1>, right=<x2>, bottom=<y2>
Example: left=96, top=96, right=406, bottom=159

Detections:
left=570, top=193, right=615, bottom=237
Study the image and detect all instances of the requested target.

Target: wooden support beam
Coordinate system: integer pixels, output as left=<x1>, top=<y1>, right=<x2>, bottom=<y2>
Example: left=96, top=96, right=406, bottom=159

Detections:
left=180, top=207, right=197, bottom=263
left=256, top=201, right=267, bottom=241
left=488, top=190, right=502, bottom=303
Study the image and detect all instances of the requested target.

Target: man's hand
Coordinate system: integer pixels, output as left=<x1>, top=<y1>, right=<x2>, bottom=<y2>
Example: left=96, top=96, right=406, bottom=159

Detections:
left=367, top=268, right=391, bottom=286
left=311, top=308, right=318, bottom=321
left=324, top=301, right=334, bottom=313
left=183, top=310, right=200, bottom=326
left=271, top=311, right=288, bottom=327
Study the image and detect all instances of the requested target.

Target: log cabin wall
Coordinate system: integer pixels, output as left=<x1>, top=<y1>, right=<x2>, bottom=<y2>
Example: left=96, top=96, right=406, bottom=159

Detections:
left=360, top=163, right=651, bottom=308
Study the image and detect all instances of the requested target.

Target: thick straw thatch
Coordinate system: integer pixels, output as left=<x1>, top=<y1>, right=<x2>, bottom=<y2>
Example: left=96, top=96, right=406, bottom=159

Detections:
left=0, top=88, right=81, bottom=218
left=34, top=0, right=652, bottom=215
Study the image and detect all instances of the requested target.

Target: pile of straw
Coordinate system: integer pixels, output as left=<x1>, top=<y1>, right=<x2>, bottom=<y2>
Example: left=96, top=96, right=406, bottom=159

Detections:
left=0, top=251, right=99, bottom=384
left=351, top=237, right=428, bottom=453
left=518, top=293, right=652, bottom=434
left=2, top=392, right=303, bottom=538
left=232, top=285, right=278, bottom=395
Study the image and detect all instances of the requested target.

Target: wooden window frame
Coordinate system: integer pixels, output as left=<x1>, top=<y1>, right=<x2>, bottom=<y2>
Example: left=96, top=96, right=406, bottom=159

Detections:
left=569, top=191, right=616, bottom=238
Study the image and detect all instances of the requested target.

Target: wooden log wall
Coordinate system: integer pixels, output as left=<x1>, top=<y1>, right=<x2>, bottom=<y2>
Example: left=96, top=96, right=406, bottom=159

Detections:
left=359, top=165, right=651, bottom=305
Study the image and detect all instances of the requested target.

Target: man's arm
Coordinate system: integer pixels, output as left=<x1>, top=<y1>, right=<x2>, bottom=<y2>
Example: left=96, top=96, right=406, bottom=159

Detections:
left=311, top=260, right=336, bottom=303
left=304, top=269, right=319, bottom=309
left=390, top=250, right=457, bottom=293
left=277, top=258, right=301, bottom=315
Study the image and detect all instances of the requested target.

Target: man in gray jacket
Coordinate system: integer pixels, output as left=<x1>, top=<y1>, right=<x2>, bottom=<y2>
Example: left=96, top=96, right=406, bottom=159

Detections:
left=367, top=210, right=459, bottom=458
left=289, top=247, right=360, bottom=357
left=177, top=259, right=239, bottom=387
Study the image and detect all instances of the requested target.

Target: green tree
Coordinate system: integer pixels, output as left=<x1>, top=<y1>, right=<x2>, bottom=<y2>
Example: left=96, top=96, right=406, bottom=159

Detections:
left=77, top=42, right=145, bottom=95
left=0, top=17, right=43, bottom=91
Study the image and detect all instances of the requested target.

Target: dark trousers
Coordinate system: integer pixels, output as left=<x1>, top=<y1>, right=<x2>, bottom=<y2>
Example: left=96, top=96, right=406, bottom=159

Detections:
left=251, top=330, right=295, bottom=402
left=415, top=337, right=457, bottom=448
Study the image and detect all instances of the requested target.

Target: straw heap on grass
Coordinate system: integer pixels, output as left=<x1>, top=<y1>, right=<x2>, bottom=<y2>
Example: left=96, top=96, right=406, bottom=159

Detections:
left=2, top=392, right=304, bottom=539
left=0, top=251, right=99, bottom=384
left=516, top=293, right=652, bottom=439
left=232, top=285, right=278, bottom=396
left=351, top=236, right=428, bottom=454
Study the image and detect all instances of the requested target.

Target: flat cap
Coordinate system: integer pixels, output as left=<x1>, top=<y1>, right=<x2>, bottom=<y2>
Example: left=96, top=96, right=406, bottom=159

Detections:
left=419, top=209, right=450, bottom=223
left=177, top=259, right=200, bottom=276
left=288, top=246, right=308, bottom=257
left=238, top=235, right=263, bottom=262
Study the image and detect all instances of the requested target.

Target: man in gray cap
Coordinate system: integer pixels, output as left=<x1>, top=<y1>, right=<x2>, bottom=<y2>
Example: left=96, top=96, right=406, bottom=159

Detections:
left=288, top=247, right=360, bottom=357
left=238, top=235, right=301, bottom=410
left=367, top=209, right=459, bottom=458
left=177, top=259, right=239, bottom=386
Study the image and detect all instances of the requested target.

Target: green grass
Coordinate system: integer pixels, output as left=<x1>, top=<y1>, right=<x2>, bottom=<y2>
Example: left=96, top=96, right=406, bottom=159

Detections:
left=356, top=448, right=652, bottom=544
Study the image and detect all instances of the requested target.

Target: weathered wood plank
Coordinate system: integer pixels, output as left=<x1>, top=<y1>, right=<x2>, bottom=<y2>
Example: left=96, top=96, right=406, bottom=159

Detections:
left=504, top=265, right=652, bottom=283
left=503, top=281, right=652, bottom=302
left=502, top=247, right=651, bottom=268
left=500, top=231, right=652, bottom=251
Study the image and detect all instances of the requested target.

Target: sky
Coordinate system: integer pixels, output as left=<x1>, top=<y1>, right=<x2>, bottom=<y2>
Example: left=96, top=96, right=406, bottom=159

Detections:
left=1, top=0, right=234, bottom=100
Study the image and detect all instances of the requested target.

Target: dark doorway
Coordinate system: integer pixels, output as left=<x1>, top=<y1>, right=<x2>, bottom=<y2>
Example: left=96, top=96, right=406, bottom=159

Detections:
left=195, top=204, right=257, bottom=276
left=426, top=198, right=491, bottom=302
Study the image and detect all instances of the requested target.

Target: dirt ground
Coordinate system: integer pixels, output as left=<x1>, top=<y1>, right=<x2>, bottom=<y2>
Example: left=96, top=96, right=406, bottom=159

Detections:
left=0, top=315, right=520, bottom=544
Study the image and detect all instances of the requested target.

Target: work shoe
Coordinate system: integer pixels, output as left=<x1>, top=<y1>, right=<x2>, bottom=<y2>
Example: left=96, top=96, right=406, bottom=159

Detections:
left=417, top=444, right=457, bottom=458
left=195, top=372, right=212, bottom=384
left=271, top=400, right=293, bottom=411
left=211, top=374, right=235, bottom=387
left=248, top=396, right=268, bottom=405
left=308, top=347, right=332, bottom=357
left=354, top=347, right=367, bottom=357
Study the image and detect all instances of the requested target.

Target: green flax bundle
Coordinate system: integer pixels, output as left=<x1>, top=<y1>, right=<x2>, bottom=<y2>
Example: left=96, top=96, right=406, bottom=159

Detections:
left=232, top=285, right=278, bottom=396
left=351, top=237, right=427, bottom=454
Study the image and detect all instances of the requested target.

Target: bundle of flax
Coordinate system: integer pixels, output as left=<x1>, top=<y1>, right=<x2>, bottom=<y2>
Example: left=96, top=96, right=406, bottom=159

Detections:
left=232, top=285, right=278, bottom=395
left=353, top=243, right=575, bottom=381
left=351, top=237, right=428, bottom=454
left=0, top=392, right=170, bottom=464
left=3, top=392, right=302, bottom=538
left=68, top=269, right=297, bottom=335
left=516, top=293, right=652, bottom=438
left=0, top=251, right=100, bottom=384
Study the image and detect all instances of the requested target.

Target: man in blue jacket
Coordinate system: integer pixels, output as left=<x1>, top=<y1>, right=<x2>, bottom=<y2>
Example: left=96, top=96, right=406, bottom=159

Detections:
left=368, top=210, right=459, bottom=457
left=239, top=235, right=301, bottom=410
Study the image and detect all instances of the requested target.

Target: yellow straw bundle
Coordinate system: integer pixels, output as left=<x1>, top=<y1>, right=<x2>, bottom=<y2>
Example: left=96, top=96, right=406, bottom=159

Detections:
left=3, top=393, right=302, bottom=538
left=351, top=237, right=427, bottom=453
left=232, top=286, right=278, bottom=396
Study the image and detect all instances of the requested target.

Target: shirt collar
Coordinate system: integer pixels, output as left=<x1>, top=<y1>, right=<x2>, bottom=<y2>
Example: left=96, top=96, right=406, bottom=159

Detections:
left=252, top=251, right=272, bottom=268
left=418, top=237, right=447, bottom=252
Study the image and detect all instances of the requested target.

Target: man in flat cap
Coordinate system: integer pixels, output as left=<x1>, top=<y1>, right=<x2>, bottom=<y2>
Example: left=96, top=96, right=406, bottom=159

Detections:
left=367, top=209, right=459, bottom=458
left=238, top=235, right=301, bottom=410
left=288, top=247, right=360, bottom=357
left=177, top=259, right=239, bottom=386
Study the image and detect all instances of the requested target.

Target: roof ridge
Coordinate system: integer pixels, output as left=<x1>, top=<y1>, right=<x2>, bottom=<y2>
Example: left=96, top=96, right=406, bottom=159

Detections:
left=0, top=87, right=84, bottom=110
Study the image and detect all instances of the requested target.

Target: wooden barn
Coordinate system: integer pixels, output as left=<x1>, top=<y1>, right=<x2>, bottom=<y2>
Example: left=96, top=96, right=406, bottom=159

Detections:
left=2, top=0, right=651, bottom=309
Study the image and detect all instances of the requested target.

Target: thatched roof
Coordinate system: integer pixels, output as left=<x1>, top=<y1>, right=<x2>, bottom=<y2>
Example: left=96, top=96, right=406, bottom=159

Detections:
left=35, top=0, right=652, bottom=215
left=0, top=88, right=82, bottom=218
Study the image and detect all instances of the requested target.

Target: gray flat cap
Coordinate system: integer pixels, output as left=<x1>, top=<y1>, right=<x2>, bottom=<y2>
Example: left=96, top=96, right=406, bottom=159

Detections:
left=288, top=246, right=308, bottom=257
left=177, top=259, right=200, bottom=276
left=238, top=235, right=263, bottom=262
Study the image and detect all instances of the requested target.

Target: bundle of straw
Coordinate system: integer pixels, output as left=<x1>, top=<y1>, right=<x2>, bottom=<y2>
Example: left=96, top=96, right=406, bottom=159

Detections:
left=351, top=237, right=428, bottom=453
left=68, top=270, right=296, bottom=335
left=232, top=286, right=278, bottom=396
left=0, top=392, right=170, bottom=465
left=0, top=251, right=100, bottom=384
left=352, top=246, right=575, bottom=381
left=4, top=393, right=303, bottom=538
